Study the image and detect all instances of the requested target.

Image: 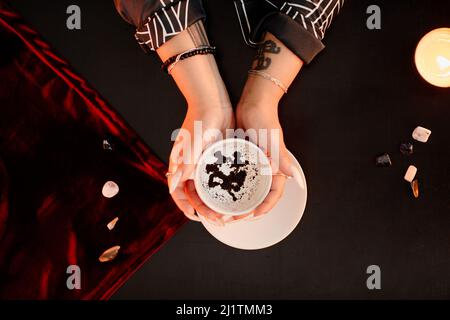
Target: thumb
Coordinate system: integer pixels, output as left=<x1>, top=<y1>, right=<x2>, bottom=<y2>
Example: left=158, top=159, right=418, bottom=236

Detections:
left=278, top=148, right=292, bottom=177
left=180, top=162, right=195, bottom=182
left=270, top=145, right=291, bottom=176
left=280, top=150, right=305, bottom=190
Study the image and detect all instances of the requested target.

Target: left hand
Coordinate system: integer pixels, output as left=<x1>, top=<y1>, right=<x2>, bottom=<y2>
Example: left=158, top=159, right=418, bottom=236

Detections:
left=236, top=101, right=293, bottom=218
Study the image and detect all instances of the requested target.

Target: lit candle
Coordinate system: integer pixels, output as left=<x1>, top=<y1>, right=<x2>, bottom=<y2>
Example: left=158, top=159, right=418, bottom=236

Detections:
left=415, top=28, right=450, bottom=88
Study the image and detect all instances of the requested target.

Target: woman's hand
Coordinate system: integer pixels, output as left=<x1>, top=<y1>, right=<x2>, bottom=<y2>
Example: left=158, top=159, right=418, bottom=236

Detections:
left=236, top=101, right=292, bottom=217
left=162, top=25, right=303, bottom=223
left=156, top=22, right=235, bottom=225
left=234, top=32, right=304, bottom=218
left=168, top=102, right=234, bottom=226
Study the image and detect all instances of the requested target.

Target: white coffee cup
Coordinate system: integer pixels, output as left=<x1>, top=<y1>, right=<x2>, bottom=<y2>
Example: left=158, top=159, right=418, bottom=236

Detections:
left=194, top=138, right=272, bottom=216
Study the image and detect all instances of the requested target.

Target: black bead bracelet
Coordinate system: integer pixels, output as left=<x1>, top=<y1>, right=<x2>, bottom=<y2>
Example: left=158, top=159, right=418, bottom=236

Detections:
left=162, top=46, right=216, bottom=73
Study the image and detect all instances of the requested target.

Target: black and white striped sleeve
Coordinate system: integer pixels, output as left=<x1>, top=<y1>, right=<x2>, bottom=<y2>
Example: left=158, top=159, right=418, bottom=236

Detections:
left=234, top=0, right=344, bottom=63
left=114, top=0, right=206, bottom=53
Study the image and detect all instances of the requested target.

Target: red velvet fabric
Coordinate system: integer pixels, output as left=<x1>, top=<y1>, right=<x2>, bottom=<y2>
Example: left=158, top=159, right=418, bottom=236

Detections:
left=0, top=2, right=186, bottom=299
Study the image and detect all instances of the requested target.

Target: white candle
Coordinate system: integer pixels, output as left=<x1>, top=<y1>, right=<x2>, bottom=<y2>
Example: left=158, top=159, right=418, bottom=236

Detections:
left=415, top=28, right=450, bottom=88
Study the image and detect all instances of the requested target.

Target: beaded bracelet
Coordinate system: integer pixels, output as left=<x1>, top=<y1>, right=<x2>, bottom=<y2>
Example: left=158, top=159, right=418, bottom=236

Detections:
left=162, top=46, right=216, bottom=74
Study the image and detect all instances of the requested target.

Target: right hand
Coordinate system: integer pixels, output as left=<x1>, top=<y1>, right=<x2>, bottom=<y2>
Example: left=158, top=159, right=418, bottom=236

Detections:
left=167, top=102, right=234, bottom=225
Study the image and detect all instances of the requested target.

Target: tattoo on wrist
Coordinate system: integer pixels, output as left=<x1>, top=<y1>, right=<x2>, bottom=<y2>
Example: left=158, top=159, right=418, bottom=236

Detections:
left=187, top=20, right=210, bottom=47
left=253, top=40, right=281, bottom=70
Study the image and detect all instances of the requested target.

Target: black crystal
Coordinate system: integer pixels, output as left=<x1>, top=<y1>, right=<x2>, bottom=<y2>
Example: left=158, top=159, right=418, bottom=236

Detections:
left=399, top=142, right=413, bottom=156
left=375, top=153, right=392, bottom=167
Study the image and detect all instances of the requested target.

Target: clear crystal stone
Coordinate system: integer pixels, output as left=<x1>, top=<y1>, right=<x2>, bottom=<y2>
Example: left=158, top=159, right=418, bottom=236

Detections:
left=102, top=181, right=119, bottom=198
left=107, top=217, right=119, bottom=230
left=412, top=126, right=431, bottom=143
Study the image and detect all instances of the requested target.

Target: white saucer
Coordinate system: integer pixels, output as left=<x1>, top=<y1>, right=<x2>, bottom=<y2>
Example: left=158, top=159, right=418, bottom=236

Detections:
left=199, top=151, right=307, bottom=250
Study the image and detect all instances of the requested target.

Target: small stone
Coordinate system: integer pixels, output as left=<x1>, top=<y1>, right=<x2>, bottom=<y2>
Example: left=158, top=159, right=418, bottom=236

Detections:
left=102, top=181, right=119, bottom=198
left=107, top=217, right=119, bottom=230
left=375, top=153, right=392, bottom=167
left=412, top=126, right=431, bottom=143
left=399, top=142, right=414, bottom=156
left=411, top=179, right=419, bottom=198
left=404, top=165, right=417, bottom=182
left=103, top=139, right=113, bottom=151
left=98, top=245, right=121, bottom=262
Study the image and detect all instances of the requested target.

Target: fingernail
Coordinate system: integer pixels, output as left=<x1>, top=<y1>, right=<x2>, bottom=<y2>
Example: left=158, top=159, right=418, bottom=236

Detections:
left=186, top=207, right=201, bottom=222
left=243, top=213, right=255, bottom=221
left=188, top=215, right=201, bottom=222
left=208, top=218, right=224, bottom=227
left=222, top=215, right=235, bottom=223
left=248, top=214, right=265, bottom=221
left=169, top=170, right=182, bottom=194
left=243, top=210, right=255, bottom=219
left=224, top=216, right=242, bottom=224
left=290, top=165, right=305, bottom=189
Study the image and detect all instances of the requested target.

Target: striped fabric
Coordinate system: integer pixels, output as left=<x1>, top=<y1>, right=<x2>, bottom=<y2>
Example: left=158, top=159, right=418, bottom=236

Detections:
left=114, top=0, right=343, bottom=61
left=135, top=0, right=196, bottom=52
left=236, top=0, right=344, bottom=42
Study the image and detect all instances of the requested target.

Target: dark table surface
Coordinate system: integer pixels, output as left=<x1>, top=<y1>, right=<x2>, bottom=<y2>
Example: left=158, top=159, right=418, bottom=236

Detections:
left=11, top=0, right=450, bottom=299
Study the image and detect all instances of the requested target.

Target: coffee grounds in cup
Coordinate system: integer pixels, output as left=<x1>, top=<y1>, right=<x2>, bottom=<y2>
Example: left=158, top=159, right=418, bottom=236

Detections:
left=205, top=151, right=257, bottom=201
left=196, top=139, right=270, bottom=214
left=205, top=151, right=258, bottom=201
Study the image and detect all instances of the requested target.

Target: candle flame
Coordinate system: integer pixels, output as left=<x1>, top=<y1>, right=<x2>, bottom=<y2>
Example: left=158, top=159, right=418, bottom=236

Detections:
left=436, top=55, right=450, bottom=70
